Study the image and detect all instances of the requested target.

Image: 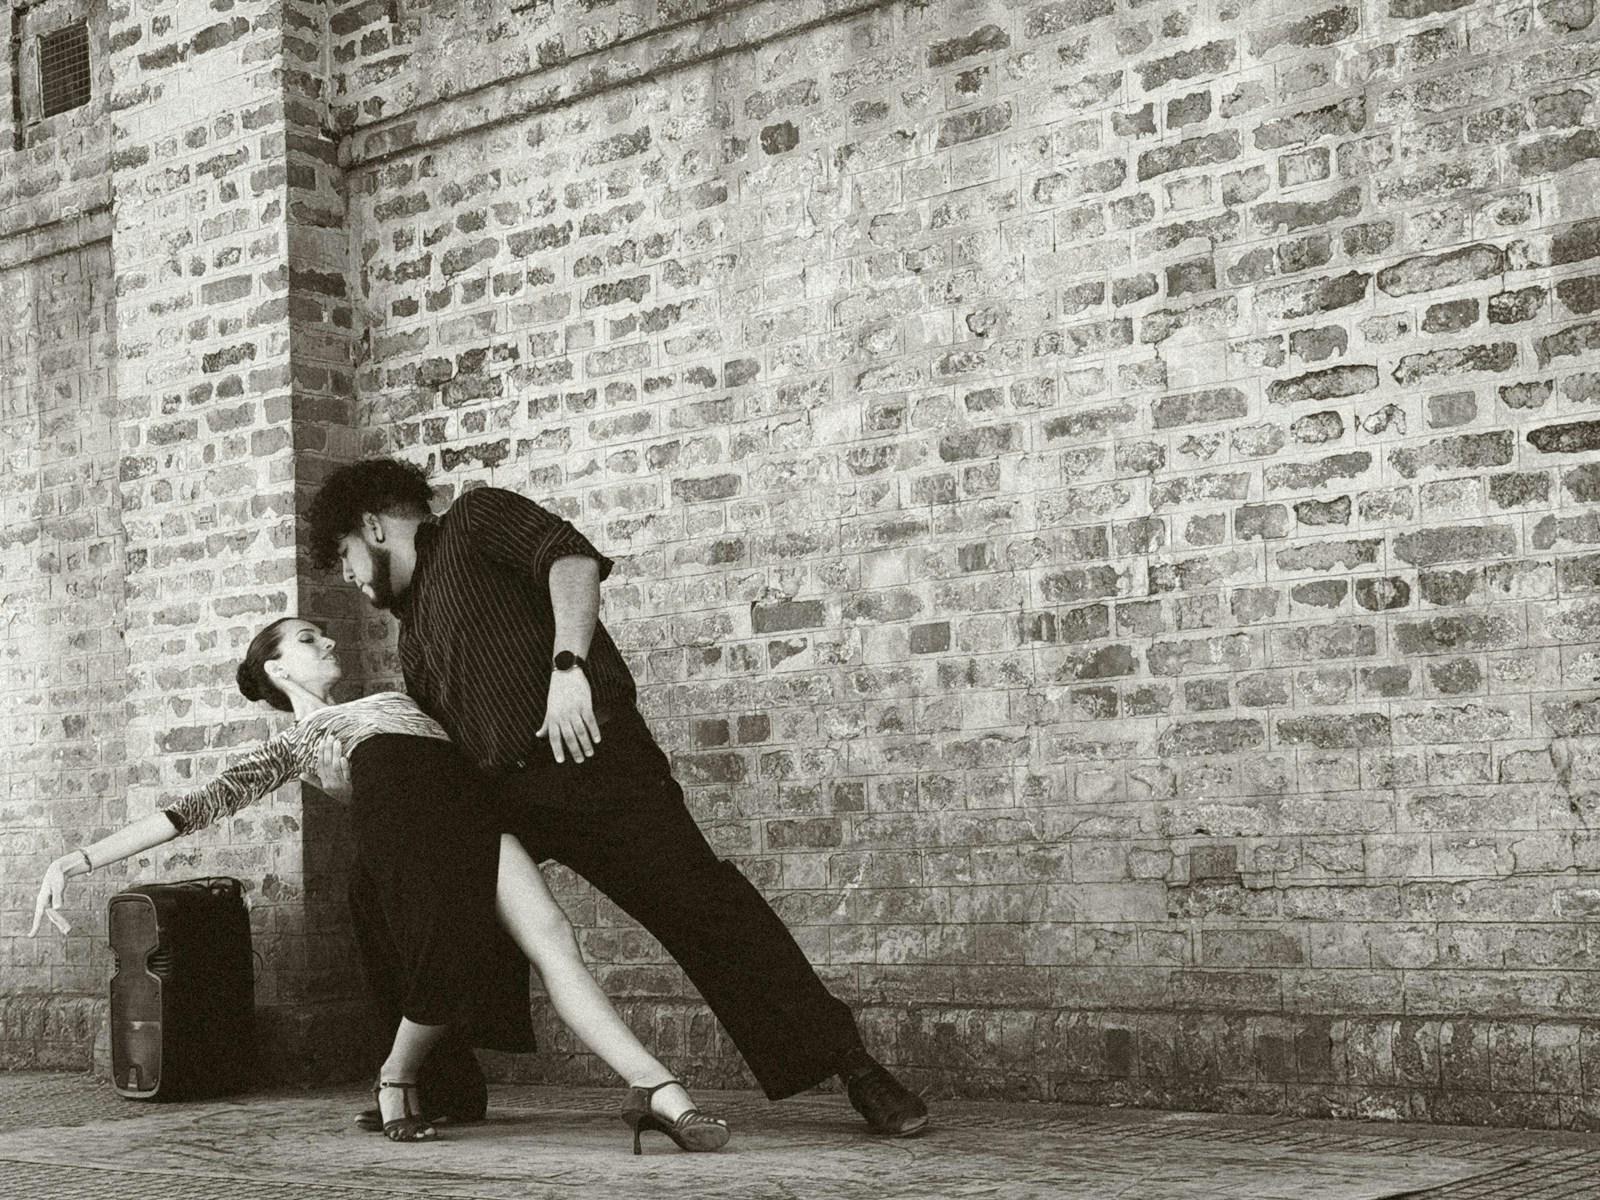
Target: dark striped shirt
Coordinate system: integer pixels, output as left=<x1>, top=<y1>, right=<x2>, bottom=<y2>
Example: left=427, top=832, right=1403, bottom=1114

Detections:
left=394, top=486, right=636, bottom=773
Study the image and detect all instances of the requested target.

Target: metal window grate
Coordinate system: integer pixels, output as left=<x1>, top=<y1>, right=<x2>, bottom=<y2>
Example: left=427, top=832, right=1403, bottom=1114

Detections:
left=38, top=23, right=91, bottom=119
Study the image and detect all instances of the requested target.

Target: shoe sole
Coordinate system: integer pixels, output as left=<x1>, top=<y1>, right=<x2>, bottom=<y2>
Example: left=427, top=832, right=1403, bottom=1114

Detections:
left=875, top=1115, right=929, bottom=1138
left=355, top=1112, right=485, bottom=1132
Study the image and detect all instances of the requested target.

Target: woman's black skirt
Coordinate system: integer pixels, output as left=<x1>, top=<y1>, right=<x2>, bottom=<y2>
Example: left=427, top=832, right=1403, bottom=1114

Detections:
left=346, top=734, right=534, bottom=1053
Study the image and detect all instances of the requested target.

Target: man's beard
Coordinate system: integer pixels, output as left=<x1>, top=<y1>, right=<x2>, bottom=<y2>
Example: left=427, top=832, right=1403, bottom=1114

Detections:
left=365, top=545, right=397, bottom=610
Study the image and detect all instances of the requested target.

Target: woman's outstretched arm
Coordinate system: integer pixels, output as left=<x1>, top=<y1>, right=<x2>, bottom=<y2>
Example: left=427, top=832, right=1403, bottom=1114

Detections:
left=30, top=812, right=180, bottom=936
left=31, top=730, right=303, bottom=937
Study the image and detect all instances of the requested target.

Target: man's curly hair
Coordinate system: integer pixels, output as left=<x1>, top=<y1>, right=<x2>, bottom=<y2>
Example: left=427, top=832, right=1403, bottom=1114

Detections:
left=306, top=458, right=434, bottom=570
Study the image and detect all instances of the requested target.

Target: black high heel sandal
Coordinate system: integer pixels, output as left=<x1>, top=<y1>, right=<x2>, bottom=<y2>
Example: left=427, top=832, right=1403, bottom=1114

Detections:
left=618, top=1078, right=730, bottom=1154
left=374, top=1080, right=438, bottom=1143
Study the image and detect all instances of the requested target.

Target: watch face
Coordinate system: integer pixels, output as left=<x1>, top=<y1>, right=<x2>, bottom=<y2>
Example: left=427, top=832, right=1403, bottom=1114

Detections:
left=554, top=651, right=576, bottom=671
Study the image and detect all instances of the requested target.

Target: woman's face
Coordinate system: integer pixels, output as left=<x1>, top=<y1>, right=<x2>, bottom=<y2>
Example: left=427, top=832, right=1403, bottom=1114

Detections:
left=267, top=619, right=343, bottom=693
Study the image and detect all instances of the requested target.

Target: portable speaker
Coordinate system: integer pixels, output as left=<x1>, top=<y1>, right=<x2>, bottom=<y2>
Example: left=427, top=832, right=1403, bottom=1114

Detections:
left=108, top=877, right=255, bottom=1100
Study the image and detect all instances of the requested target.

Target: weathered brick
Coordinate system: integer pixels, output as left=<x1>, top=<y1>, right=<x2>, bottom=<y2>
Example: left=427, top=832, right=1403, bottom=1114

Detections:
left=1510, top=128, right=1600, bottom=176
left=1268, top=365, right=1379, bottom=406
left=935, top=103, right=1013, bottom=148
left=1251, top=186, right=1362, bottom=233
left=1356, top=577, right=1411, bottom=611
left=1250, top=6, right=1360, bottom=55
left=1158, top=719, right=1264, bottom=755
left=1393, top=343, right=1518, bottom=386
left=1266, top=452, right=1372, bottom=492
left=1025, top=0, right=1116, bottom=39
left=1551, top=217, right=1600, bottom=266
left=1152, top=388, right=1248, bottom=429
left=1423, top=298, right=1478, bottom=334
left=751, top=600, right=826, bottom=634
left=1394, top=525, right=1518, bottom=566
left=927, top=24, right=1011, bottom=67
left=1137, top=132, right=1241, bottom=181
left=1376, top=244, right=1505, bottom=297
left=1257, top=272, right=1370, bottom=320
left=1294, top=496, right=1351, bottom=526
left=1278, top=713, right=1390, bottom=748
left=1277, top=539, right=1382, bottom=571
left=1528, top=420, right=1600, bottom=454
left=1396, top=615, right=1521, bottom=655
left=1389, top=0, right=1472, bottom=16
left=1253, top=97, right=1366, bottom=149
left=1136, top=40, right=1235, bottom=91
left=1235, top=504, right=1291, bottom=540
left=1391, top=431, right=1515, bottom=479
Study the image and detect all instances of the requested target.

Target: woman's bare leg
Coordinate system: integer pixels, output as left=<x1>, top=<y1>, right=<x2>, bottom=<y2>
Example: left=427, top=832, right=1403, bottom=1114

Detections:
left=379, top=1018, right=449, bottom=1128
left=495, top=833, right=697, bottom=1123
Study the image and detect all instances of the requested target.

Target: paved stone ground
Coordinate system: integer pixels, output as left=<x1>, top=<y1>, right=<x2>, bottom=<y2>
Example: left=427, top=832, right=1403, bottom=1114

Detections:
left=1, top=1072, right=1599, bottom=1199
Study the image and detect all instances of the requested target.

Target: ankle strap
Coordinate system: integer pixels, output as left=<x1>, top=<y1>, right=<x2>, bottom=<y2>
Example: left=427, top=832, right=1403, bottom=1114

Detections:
left=636, top=1078, right=685, bottom=1099
left=378, top=1080, right=420, bottom=1091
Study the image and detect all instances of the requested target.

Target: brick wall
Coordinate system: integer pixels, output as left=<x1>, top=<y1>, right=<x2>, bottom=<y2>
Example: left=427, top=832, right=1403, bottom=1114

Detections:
left=0, top=0, right=123, bottom=1068
left=334, top=0, right=1600, bottom=1124
left=7, top=0, right=1600, bottom=1126
left=0, top=237, right=123, bottom=1067
left=1, top=0, right=370, bottom=1079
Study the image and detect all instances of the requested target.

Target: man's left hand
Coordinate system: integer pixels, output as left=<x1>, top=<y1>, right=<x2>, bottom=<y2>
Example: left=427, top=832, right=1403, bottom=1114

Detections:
left=307, top=735, right=352, bottom=802
left=538, top=668, right=601, bottom=764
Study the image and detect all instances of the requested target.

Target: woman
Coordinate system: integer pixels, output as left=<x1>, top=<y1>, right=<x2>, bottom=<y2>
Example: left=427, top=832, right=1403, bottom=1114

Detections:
left=32, top=616, right=728, bottom=1154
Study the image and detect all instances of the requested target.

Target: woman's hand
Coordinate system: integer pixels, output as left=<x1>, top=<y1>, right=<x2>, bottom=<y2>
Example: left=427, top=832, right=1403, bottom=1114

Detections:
left=30, top=855, right=81, bottom=936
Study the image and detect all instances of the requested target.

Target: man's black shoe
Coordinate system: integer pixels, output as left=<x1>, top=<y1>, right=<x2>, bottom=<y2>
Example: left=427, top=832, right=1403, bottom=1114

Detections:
left=844, top=1059, right=929, bottom=1137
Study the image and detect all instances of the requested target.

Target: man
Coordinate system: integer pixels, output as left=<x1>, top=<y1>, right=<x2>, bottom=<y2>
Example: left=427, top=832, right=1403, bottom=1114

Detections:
left=307, top=458, right=929, bottom=1136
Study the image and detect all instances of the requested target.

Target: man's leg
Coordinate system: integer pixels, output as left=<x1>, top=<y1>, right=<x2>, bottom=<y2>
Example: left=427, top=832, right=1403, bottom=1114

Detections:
left=500, top=717, right=927, bottom=1132
left=546, top=798, right=857, bottom=1098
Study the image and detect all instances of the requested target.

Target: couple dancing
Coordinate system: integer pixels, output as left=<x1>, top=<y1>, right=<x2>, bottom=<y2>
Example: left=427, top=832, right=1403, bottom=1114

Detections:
left=32, top=458, right=928, bottom=1151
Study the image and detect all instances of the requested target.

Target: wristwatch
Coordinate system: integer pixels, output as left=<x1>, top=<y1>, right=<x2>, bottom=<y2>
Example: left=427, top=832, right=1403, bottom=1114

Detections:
left=553, top=650, right=588, bottom=673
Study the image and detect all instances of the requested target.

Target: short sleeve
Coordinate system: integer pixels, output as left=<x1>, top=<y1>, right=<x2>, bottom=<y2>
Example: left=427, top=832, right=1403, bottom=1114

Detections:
left=452, top=487, right=613, bottom=583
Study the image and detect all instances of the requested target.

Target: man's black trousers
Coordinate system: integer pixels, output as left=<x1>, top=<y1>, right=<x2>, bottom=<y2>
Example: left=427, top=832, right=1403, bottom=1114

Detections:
left=352, top=705, right=863, bottom=1104
left=492, top=704, right=864, bottom=1100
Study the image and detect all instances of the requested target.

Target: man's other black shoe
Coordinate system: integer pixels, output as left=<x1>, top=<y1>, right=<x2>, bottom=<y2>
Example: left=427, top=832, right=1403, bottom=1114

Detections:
left=844, top=1059, right=929, bottom=1137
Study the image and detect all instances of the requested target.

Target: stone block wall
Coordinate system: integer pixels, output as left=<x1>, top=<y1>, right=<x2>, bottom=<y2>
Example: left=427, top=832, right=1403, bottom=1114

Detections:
left=333, top=0, right=1600, bottom=1123
left=2, top=0, right=370, bottom=1079
left=1, top=0, right=123, bottom=1067
left=7, top=0, right=1600, bottom=1125
left=0, top=236, right=123, bottom=1067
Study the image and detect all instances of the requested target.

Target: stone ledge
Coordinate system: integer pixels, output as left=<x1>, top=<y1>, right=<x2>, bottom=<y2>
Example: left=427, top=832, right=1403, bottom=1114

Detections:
left=338, top=0, right=894, bottom=169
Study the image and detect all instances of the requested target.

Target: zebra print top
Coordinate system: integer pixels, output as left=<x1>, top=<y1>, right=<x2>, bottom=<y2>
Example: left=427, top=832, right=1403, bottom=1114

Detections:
left=162, top=692, right=450, bottom=834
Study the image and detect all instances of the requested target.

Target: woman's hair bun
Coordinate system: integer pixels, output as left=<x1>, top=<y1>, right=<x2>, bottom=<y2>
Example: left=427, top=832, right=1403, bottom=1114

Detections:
left=236, top=660, right=264, bottom=703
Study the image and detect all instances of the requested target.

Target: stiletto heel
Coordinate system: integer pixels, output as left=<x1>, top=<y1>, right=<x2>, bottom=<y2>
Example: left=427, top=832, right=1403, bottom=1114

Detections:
left=618, top=1078, right=729, bottom=1154
left=374, top=1079, right=438, bottom=1143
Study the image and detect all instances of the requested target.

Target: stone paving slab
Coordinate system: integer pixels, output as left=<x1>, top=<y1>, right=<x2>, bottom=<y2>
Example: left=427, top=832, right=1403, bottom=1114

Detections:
left=2, top=1072, right=1599, bottom=1200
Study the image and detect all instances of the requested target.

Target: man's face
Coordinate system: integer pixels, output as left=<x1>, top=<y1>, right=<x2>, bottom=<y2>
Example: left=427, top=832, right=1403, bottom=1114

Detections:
left=337, top=531, right=397, bottom=610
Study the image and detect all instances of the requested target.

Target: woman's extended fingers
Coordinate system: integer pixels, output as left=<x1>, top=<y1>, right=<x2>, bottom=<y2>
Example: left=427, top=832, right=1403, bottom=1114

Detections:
left=30, top=866, right=63, bottom=938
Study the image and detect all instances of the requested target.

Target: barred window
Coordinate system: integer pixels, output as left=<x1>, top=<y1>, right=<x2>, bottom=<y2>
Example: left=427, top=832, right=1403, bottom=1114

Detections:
left=38, top=23, right=92, bottom=119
